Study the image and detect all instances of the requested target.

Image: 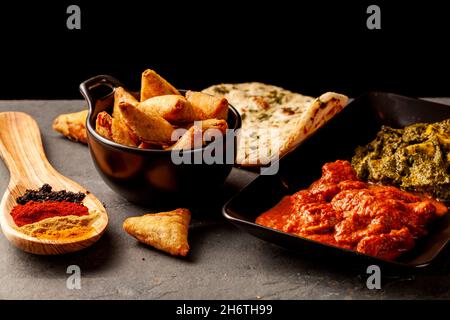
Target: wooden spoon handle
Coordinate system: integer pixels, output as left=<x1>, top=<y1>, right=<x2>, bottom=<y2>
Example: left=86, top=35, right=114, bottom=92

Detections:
left=0, top=112, right=52, bottom=184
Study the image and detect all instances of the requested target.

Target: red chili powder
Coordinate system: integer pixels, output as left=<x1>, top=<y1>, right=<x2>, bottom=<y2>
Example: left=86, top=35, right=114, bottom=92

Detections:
left=11, top=201, right=89, bottom=227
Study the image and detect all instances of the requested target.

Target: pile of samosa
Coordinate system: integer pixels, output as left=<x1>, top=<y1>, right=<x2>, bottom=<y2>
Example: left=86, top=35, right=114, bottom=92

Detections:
left=53, top=69, right=229, bottom=150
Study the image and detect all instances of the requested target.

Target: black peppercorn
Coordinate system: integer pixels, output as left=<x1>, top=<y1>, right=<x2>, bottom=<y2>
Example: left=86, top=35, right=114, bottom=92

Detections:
left=16, top=184, right=86, bottom=205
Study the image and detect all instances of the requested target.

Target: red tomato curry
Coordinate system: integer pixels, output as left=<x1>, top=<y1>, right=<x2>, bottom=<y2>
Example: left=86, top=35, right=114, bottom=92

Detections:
left=256, top=160, right=448, bottom=260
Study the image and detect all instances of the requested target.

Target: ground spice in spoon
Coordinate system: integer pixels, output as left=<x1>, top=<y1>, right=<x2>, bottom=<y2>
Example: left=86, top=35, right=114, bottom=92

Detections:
left=11, top=184, right=89, bottom=227
left=11, top=201, right=89, bottom=227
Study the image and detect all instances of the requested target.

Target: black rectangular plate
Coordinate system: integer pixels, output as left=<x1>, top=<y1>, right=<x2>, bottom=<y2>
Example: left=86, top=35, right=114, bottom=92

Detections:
left=223, top=92, right=450, bottom=268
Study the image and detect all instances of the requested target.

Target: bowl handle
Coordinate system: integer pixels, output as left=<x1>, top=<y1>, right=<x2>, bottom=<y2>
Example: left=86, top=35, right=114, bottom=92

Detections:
left=79, top=75, right=125, bottom=108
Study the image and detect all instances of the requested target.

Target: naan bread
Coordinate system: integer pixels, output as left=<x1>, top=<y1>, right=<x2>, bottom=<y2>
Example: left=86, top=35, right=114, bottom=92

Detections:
left=202, top=83, right=348, bottom=166
left=123, top=208, right=190, bottom=256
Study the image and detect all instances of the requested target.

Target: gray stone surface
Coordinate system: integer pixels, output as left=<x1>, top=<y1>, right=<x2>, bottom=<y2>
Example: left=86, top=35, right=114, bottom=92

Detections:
left=0, top=99, right=449, bottom=300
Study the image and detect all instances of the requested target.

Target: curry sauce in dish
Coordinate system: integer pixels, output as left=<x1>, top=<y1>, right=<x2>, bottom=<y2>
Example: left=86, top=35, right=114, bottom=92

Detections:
left=256, top=160, right=448, bottom=260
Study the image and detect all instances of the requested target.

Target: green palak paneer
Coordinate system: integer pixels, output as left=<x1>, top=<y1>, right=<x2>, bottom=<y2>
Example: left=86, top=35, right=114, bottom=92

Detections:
left=352, top=119, right=450, bottom=202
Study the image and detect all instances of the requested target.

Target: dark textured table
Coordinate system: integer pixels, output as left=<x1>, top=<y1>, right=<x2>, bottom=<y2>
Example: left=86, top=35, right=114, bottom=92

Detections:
left=0, top=99, right=449, bottom=300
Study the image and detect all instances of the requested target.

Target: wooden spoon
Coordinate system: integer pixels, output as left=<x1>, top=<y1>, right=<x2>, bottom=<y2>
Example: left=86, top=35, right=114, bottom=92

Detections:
left=0, top=112, right=108, bottom=254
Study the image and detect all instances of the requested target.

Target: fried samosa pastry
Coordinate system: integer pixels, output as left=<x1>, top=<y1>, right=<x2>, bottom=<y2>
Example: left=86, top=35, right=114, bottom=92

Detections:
left=113, top=86, right=139, bottom=120
left=137, top=141, right=170, bottom=149
left=140, top=69, right=181, bottom=101
left=185, top=91, right=229, bottom=120
left=139, top=95, right=196, bottom=123
left=96, top=111, right=139, bottom=146
left=111, top=118, right=140, bottom=147
left=138, top=142, right=153, bottom=149
left=119, top=100, right=174, bottom=144
left=52, top=109, right=88, bottom=143
left=123, top=208, right=191, bottom=257
left=109, top=87, right=140, bottom=146
left=95, top=111, right=113, bottom=140
left=170, top=119, right=228, bottom=150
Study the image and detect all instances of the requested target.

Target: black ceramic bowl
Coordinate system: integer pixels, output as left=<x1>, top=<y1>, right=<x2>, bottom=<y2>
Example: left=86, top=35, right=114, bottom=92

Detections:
left=80, top=75, right=241, bottom=205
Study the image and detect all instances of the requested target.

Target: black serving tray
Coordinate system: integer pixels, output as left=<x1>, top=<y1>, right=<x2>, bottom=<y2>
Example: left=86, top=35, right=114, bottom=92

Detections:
left=223, top=92, right=450, bottom=268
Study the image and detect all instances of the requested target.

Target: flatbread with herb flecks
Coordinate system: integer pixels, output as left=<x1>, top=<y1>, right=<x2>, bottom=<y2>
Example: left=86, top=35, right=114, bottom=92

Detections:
left=202, top=83, right=348, bottom=166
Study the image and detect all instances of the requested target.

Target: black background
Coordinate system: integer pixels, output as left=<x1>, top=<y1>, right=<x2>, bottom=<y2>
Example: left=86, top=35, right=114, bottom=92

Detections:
left=0, top=1, right=449, bottom=99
